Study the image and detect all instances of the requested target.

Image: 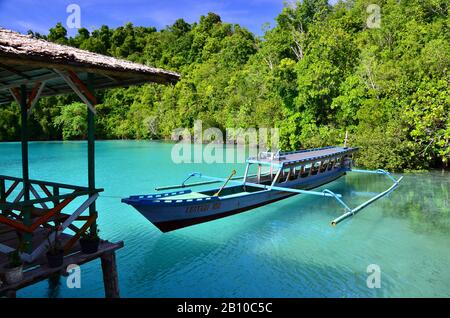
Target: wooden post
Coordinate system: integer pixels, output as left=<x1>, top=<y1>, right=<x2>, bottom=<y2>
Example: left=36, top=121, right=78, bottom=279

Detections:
left=86, top=73, right=97, bottom=234
left=20, top=84, right=32, bottom=250
left=5, top=289, right=17, bottom=298
left=0, top=178, right=5, bottom=215
left=52, top=186, right=59, bottom=208
left=101, top=251, right=120, bottom=298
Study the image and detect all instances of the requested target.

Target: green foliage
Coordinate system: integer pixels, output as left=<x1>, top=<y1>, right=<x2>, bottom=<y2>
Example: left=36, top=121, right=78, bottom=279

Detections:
left=3, top=1, right=449, bottom=171
left=54, top=102, right=87, bottom=140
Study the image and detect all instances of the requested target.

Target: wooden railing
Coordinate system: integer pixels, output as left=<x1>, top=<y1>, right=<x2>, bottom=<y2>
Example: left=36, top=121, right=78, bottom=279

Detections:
left=0, top=175, right=103, bottom=261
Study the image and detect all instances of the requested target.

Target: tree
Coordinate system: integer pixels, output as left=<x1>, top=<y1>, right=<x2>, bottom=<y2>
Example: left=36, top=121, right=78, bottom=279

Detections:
left=47, top=22, right=68, bottom=44
left=54, top=103, right=87, bottom=140
left=2, top=1, right=448, bottom=171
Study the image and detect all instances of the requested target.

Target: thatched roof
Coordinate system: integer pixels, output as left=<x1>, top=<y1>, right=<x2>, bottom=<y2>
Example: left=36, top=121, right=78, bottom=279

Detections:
left=0, top=27, right=180, bottom=105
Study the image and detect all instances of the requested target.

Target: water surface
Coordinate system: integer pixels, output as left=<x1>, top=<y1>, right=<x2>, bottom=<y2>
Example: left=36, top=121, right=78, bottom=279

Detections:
left=1, top=141, right=449, bottom=297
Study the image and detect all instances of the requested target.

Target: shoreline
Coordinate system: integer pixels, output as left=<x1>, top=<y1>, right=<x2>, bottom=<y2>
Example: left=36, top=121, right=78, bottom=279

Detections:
left=0, top=140, right=448, bottom=173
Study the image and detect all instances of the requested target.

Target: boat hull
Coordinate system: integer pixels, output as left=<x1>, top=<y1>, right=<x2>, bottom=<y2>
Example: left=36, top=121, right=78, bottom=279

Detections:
left=123, top=168, right=347, bottom=232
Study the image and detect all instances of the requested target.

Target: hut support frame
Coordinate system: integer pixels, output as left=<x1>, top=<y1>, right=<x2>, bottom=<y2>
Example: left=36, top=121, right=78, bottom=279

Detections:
left=0, top=72, right=100, bottom=262
left=0, top=27, right=179, bottom=297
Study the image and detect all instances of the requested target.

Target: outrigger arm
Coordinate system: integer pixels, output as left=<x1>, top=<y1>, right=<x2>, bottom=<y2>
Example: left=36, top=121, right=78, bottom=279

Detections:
left=156, top=168, right=402, bottom=227
left=328, top=169, right=403, bottom=226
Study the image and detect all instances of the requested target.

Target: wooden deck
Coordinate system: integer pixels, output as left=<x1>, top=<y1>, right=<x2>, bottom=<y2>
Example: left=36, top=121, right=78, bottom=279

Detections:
left=0, top=225, right=123, bottom=297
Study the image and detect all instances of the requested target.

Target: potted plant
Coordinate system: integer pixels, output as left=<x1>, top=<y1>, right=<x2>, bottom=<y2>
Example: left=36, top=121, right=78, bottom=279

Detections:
left=79, top=227, right=100, bottom=254
left=3, top=247, right=24, bottom=285
left=46, top=226, right=64, bottom=268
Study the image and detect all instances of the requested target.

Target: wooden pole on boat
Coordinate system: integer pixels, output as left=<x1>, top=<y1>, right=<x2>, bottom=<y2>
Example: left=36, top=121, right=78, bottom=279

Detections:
left=214, top=170, right=236, bottom=197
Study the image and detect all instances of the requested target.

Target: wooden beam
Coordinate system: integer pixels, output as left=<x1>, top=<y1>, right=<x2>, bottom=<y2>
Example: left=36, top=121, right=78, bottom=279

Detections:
left=0, top=62, right=31, bottom=80
left=5, top=180, right=19, bottom=198
left=63, top=215, right=96, bottom=252
left=0, top=72, right=60, bottom=92
left=67, top=70, right=97, bottom=105
left=43, top=84, right=59, bottom=94
left=39, top=184, right=53, bottom=198
left=52, top=69, right=96, bottom=114
left=29, top=184, right=49, bottom=210
left=27, top=81, right=46, bottom=116
left=0, top=179, right=5, bottom=202
left=100, top=72, right=120, bottom=83
left=0, top=240, right=124, bottom=296
left=8, top=87, right=21, bottom=104
left=0, top=175, right=86, bottom=190
left=86, top=73, right=97, bottom=235
left=19, top=84, right=32, bottom=251
left=0, top=198, right=73, bottom=234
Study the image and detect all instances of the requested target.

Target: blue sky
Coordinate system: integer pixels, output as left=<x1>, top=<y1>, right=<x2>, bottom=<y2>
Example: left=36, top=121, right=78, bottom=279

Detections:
left=0, top=0, right=294, bottom=36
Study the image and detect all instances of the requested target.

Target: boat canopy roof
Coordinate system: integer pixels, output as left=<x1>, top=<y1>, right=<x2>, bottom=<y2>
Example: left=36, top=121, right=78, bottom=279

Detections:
left=247, top=146, right=359, bottom=168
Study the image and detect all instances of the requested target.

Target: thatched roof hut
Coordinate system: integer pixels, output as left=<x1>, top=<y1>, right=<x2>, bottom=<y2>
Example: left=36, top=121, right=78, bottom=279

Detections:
left=0, top=27, right=180, bottom=105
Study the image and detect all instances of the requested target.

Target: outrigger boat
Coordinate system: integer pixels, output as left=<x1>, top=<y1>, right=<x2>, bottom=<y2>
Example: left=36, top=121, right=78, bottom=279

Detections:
left=122, top=146, right=403, bottom=232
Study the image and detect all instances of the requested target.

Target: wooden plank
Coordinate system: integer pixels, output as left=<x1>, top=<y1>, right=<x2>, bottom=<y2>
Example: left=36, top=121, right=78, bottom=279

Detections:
left=0, top=240, right=124, bottom=295
left=52, top=69, right=96, bottom=114
left=30, top=184, right=49, bottom=210
left=86, top=72, right=97, bottom=236
left=0, top=179, right=5, bottom=203
left=29, top=194, right=98, bottom=262
left=27, top=81, right=46, bottom=116
left=0, top=62, right=31, bottom=80
left=0, top=197, right=73, bottom=234
left=63, top=215, right=96, bottom=252
left=0, top=175, right=92, bottom=191
left=0, top=72, right=59, bottom=91
left=68, top=70, right=97, bottom=105
left=5, top=180, right=19, bottom=198
left=39, top=184, right=52, bottom=198
left=0, top=189, right=97, bottom=209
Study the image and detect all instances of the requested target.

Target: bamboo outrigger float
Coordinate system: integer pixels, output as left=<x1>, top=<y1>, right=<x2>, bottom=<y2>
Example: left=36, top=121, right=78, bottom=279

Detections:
left=122, top=146, right=403, bottom=232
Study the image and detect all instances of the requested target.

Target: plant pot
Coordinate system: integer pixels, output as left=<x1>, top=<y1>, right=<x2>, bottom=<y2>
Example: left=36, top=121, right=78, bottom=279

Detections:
left=80, top=238, right=100, bottom=254
left=3, top=265, right=23, bottom=285
left=46, top=250, right=64, bottom=268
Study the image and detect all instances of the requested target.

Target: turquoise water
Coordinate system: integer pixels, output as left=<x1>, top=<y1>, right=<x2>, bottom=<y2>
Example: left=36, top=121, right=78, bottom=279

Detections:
left=1, top=141, right=449, bottom=297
